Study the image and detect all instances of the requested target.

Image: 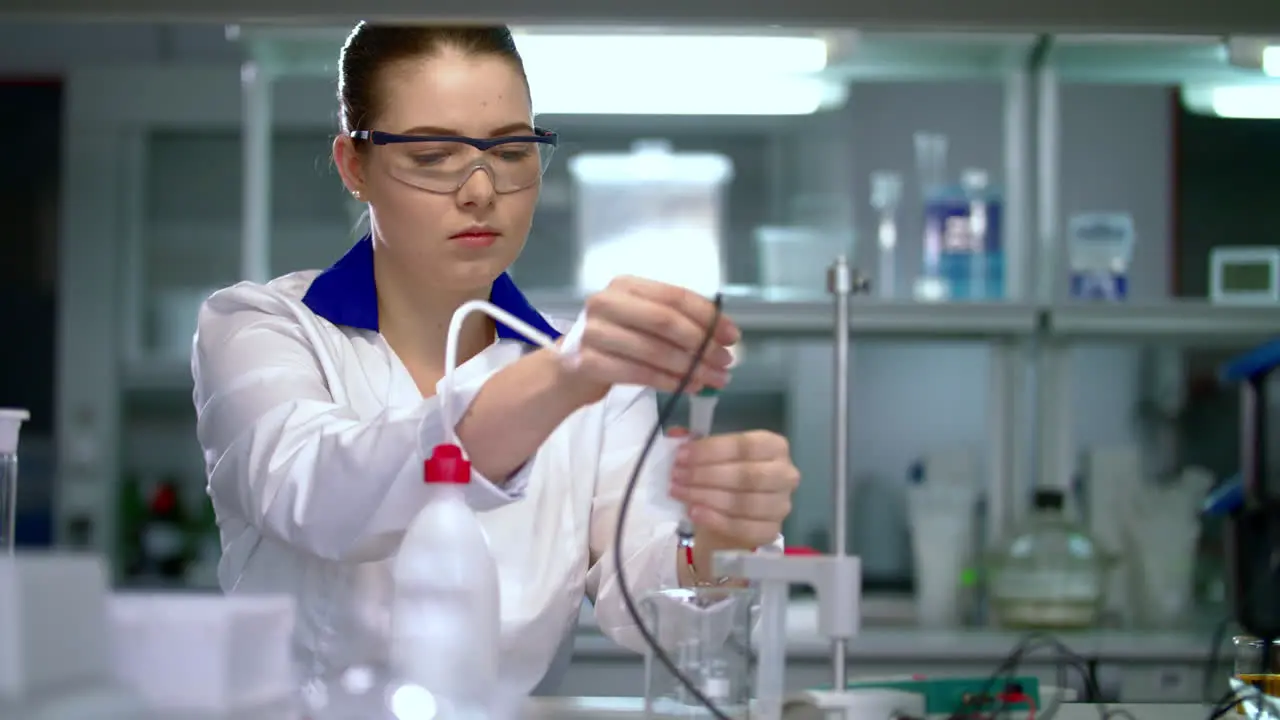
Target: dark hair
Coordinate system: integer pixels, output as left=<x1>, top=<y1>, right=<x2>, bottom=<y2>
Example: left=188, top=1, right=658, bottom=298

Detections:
left=338, top=23, right=528, bottom=136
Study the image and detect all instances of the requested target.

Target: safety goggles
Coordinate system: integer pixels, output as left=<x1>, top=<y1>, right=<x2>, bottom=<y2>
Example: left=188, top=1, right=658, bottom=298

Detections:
left=350, top=128, right=559, bottom=195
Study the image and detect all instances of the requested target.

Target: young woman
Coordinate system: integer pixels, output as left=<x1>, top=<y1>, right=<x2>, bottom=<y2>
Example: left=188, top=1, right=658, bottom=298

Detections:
left=192, top=23, right=800, bottom=695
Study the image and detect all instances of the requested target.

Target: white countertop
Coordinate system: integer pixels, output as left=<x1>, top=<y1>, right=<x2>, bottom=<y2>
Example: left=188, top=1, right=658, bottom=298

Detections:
left=521, top=698, right=1212, bottom=720
left=574, top=597, right=1219, bottom=662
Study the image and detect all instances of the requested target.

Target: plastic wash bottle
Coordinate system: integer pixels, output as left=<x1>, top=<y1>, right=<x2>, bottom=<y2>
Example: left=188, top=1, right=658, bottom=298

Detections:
left=391, top=443, right=501, bottom=716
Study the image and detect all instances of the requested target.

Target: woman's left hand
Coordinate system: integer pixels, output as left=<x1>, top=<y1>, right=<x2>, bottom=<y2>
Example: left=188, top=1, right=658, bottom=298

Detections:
left=669, top=429, right=799, bottom=550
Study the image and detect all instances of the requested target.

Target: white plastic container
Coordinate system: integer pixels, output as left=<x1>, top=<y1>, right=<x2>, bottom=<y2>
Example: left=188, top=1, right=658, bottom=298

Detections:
left=568, top=139, right=733, bottom=297
left=0, top=553, right=115, bottom=699
left=755, top=226, right=840, bottom=294
left=107, top=593, right=297, bottom=715
left=390, top=444, right=501, bottom=716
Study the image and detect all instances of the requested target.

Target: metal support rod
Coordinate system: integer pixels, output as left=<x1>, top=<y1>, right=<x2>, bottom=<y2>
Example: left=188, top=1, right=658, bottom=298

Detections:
left=241, top=60, right=272, bottom=284
left=1035, top=47, right=1061, bottom=304
left=991, top=47, right=1034, bottom=545
left=827, top=255, right=853, bottom=689
left=1030, top=41, right=1073, bottom=492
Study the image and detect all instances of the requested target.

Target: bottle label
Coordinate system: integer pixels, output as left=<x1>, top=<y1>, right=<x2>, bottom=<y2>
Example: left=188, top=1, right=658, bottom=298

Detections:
left=924, top=195, right=1004, bottom=256
left=925, top=193, right=1004, bottom=300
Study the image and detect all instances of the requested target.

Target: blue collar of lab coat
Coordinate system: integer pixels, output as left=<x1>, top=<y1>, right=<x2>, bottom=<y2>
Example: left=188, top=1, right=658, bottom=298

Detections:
left=301, top=234, right=562, bottom=344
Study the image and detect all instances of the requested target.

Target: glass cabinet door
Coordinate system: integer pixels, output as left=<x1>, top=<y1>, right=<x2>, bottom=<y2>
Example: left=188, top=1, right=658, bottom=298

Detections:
left=136, top=129, right=353, bottom=361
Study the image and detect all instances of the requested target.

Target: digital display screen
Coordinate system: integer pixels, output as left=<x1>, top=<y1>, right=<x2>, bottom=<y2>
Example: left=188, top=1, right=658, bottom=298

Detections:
left=1222, top=262, right=1273, bottom=292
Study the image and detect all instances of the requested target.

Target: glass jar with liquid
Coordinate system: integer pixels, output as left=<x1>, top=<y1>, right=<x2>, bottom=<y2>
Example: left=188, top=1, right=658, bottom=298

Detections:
left=987, top=488, right=1112, bottom=629
left=1234, top=635, right=1280, bottom=713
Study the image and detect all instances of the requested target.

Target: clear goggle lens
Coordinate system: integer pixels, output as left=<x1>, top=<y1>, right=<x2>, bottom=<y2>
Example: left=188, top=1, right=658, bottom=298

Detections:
left=379, top=139, right=556, bottom=194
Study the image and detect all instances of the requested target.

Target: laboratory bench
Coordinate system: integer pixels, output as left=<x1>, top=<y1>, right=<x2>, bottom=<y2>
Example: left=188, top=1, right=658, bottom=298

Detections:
left=522, top=699, right=1216, bottom=720
left=564, top=598, right=1226, bottom=703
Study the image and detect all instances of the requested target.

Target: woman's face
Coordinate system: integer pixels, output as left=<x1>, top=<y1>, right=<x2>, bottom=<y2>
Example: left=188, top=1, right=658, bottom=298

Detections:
left=336, top=51, right=538, bottom=293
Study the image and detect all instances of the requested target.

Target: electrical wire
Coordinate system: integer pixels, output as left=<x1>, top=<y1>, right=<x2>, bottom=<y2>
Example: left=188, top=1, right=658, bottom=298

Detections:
left=438, top=296, right=1270, bottom=720
left=436, top=294, right=727, bottom=716
left=1202, top=617, right=1233, bottom=704
left=958, top=628, right=1277, bottom=720
left=611, top=292, right=733, bottom=720
left=1205, top=682, right=1269, bottom=720
left=945, top=632, right=1112, bottom=720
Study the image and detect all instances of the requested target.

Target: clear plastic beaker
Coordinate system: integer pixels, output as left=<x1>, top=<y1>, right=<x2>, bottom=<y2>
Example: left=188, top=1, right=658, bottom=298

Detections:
left=642, top=586, right=755, bottom=719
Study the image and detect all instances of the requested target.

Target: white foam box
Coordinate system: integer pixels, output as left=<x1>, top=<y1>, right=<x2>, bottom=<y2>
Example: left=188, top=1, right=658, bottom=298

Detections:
left=0, top=552, right=113, bottom=700
left=108, top=593, right=297, bottom=714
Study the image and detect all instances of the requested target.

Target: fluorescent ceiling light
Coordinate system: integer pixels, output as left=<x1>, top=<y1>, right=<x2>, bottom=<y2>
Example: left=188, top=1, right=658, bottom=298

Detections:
left=1181, top=83, right=1280, bottom=119
left=1264, top=46, right=1280, bottom=77
left=1211, top=85, right=1280, bottom=119
left=528, top=73, right=844, bottom=116
left=513, top=32, right=838, bottom=115
left=513, top=33, right=829, bottom=77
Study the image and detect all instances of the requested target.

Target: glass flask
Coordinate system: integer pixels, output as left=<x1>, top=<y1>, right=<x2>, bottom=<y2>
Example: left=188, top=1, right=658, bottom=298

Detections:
left=642, top=586, right=755, bottom=719
left=987, top=488, right=1113, bottom=629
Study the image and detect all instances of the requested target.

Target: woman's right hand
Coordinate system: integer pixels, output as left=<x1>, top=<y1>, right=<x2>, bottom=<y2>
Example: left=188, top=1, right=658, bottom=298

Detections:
left=558, top=276, right=740, bottom=400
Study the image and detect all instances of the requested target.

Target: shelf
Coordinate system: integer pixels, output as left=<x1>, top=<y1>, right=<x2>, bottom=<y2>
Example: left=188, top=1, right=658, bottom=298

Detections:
left=829, top=34, right=1266, bottom=85
left=118, top=327, right=793, bottom=395
left=121, top=300, right=1280, bottom=395
left=222, top=28, right=1270, bottom=87
left=1051, top=301, right=1280, bottom=347
left=9, top=0, right=1278, bottom=34
left=527, top=293, right=1042, bottom=339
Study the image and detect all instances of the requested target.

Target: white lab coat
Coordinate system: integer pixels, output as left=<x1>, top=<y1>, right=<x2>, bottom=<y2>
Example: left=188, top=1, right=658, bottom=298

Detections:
left=191, top=270, right=683, bottom=695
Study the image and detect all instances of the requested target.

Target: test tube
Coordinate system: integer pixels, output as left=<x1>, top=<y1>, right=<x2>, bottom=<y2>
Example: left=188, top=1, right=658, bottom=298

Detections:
left=0, top=408, right=31, bottom=555
left=870, top=171, right=903, bottom=301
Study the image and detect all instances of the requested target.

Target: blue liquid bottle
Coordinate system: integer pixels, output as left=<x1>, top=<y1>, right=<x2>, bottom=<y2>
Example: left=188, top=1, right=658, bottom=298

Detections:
left=924, top=169, right=1004, bottom=302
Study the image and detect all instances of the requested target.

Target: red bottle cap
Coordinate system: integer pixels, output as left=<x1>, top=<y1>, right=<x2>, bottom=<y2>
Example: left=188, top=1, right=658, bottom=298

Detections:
left=424, top=444, right=471, bottom=484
